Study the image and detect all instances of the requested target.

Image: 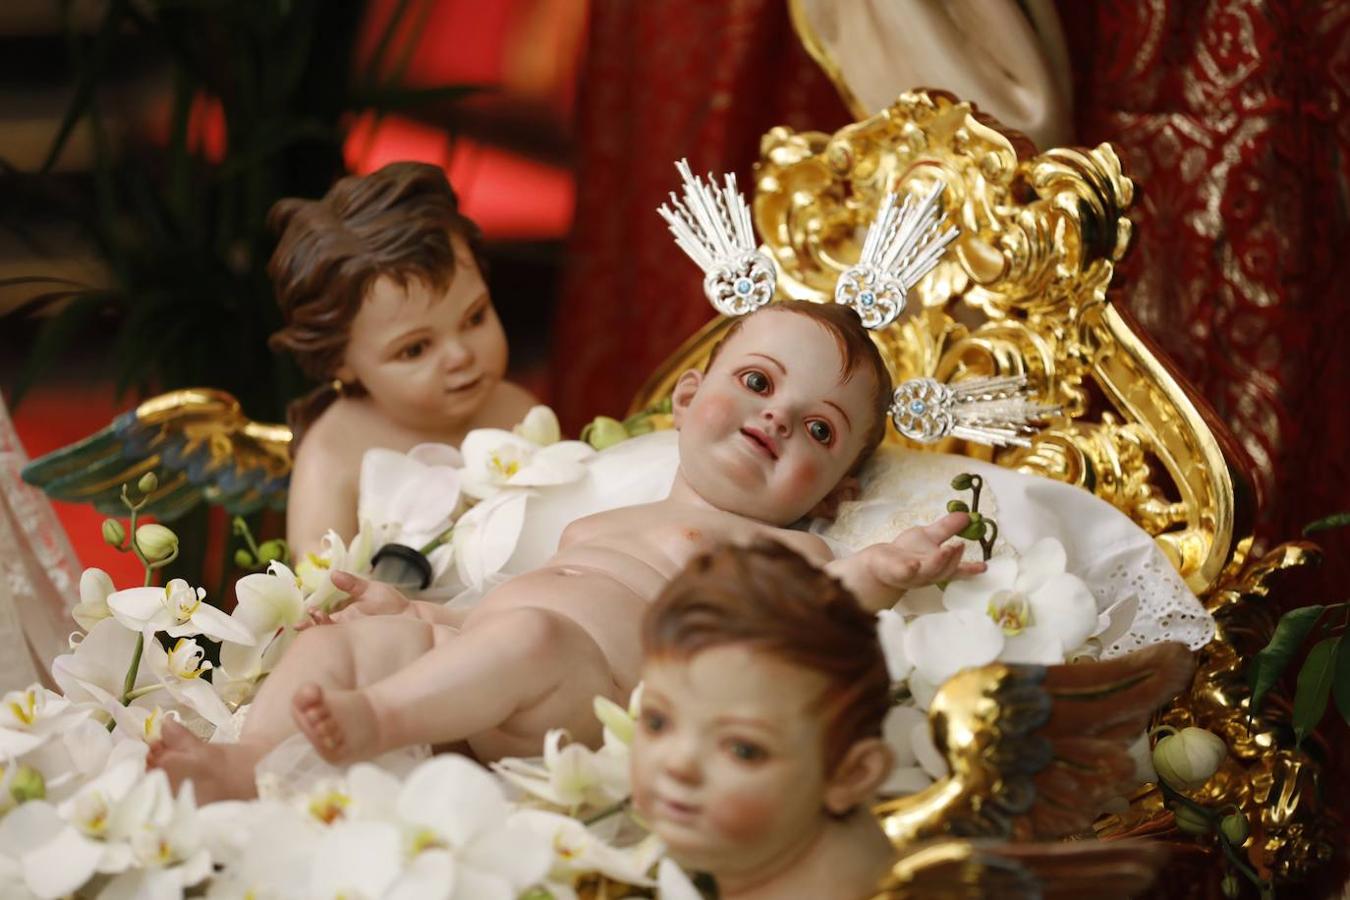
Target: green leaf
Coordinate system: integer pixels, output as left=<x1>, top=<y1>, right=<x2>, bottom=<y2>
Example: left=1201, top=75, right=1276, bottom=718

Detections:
left=1247, top=605, right=1325, bottom=717
left=42, top=1, right=131, bottom=173
left=1304, top=512, right=1350, bottom=535
left=1334, top=631, right=1350, bottom=727
left=1292, top=637, right=1339, bottom=746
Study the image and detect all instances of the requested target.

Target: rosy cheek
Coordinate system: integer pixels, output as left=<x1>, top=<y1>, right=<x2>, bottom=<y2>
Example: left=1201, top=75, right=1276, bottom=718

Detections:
left=705, top=785, right=779, bottom=843
left=691, top=393, right=738, bottom=430
left=782, top=457, right=822, bottom=493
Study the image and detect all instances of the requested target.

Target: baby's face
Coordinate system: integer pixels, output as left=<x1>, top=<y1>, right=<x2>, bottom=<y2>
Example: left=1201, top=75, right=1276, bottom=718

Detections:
left=673, top=310, right=878, bottom=524
left=338, top=237, right=508, bottom=433
left=632, top=645, right=833, bottom=882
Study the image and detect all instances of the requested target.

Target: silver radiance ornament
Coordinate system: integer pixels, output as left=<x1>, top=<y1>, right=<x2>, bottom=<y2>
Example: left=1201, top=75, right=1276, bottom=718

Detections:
left=658, top=160, right=1056, bottom=448
left=835, top=182, right=958, bottom=329
left=657, top=159, right=776, bottom=316
left=890, top=375, right=1059, bottom=448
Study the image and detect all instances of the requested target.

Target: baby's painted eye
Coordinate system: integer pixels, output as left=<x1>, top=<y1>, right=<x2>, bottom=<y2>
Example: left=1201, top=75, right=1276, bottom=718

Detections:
left=399, top=340, right=430, bottom=361
left=639, top=710, right=667, bottom=734
left=742, top=371, right=770, bottom=393
left=726, top=739, right=767, bottom=763
left=806, top=420, right=833, bottom=444
left=466, top=305, right=489, bottom=328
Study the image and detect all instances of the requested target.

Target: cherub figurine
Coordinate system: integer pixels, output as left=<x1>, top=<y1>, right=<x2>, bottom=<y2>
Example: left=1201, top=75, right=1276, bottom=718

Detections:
left=149, top=299, right=986, bottom=801
left=632, top=540, right=1183, bottom=900
left=267, top=161, right=537, bottom=555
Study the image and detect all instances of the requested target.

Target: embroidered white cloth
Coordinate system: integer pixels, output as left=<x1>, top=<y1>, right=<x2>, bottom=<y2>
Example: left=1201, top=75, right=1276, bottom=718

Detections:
left=0, top=392, right=81, bottom=691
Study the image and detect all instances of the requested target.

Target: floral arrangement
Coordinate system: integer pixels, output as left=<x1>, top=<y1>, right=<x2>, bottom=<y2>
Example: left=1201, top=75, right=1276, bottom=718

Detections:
left=0, top=407, right=707, bottom=899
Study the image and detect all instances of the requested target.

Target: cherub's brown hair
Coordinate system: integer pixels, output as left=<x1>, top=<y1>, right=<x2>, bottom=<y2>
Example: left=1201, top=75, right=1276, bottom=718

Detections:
left=705, top=300, right=893, bottom=473
left=642, top=540, right=891, bottom=772
left=267, top=161, right=485, bottom=438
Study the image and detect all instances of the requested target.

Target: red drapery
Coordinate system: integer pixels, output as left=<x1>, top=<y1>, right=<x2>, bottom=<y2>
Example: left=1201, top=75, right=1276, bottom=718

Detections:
left=550, top=0, right=850, bottom=432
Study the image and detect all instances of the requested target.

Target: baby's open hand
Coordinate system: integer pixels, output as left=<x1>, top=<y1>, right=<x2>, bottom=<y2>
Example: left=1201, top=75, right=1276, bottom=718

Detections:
left=830, top=512, right=987, bottom=611
left=873, top=511, right=987, bottom=588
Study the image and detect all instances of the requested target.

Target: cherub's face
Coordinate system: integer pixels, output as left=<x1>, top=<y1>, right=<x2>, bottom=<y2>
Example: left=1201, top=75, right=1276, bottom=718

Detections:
left=337, top=236, right=508, bottom=433
left=671, top=310, right=878, bottom=525
left=632, top=645, right=833, bottom=882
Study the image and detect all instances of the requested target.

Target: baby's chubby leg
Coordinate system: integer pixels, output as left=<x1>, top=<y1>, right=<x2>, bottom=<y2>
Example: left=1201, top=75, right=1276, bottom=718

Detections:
left=292, top=606, right=619, bottom=765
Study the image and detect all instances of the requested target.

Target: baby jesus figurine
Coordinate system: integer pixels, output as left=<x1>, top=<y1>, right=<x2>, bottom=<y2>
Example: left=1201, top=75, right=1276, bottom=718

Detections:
left=632, top=540, right=1176, bottom=900
left=150, top=300, right=985, bottom=801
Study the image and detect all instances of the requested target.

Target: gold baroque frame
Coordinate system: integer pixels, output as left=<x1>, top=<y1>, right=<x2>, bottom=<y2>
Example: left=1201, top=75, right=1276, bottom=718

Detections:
left=631, top=89, right=1253, bottom=596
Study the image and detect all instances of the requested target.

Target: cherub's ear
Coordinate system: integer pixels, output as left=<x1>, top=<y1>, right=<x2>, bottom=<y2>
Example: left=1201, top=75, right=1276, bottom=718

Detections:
left=670, top=369, right=703, bottom=428
left=823, top=737, right=893, bottom=816
left=806, top=474, right=861, bottom=521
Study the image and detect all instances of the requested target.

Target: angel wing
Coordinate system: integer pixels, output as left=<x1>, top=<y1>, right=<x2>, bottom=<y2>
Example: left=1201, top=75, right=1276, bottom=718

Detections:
left=878, top=641, right=1195, bottom=845
left=20, top=388, right=291, bottom=520
left=874, top=837, right=1168, bottom=900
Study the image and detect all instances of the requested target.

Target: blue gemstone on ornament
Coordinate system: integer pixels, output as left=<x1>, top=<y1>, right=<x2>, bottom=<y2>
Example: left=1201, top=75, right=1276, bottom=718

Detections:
left=859, top=291, right=875, bottom=307
left=909, top=400, right=926, bottom=415
left=735, top=278, right=753, bottom=295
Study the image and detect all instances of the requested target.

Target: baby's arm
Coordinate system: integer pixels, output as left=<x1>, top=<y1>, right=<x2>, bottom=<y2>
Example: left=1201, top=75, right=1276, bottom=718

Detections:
left=286, top=431, right=359, bottom=558
left=824, top=511, right=986, bottom=612
left=309, top=573, right=469, bottom=628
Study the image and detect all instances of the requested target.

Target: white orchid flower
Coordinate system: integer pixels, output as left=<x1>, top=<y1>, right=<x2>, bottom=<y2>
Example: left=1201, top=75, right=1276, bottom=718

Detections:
left=297, top=523, right=391, bottom=613
left=198, top=801, right=319, bottom=899
left=1, top=799, right=107, bottom=899
left=232, top=561, right=307, bottom=639
left=879, top=704, right=950, bottom=796
left=307, top=820, right=415, bottom=900
left=511, top=809, right=662, bottom=888
left=940, top=538, right=1100, bottom=665
left=492, top=729, right=629, bottom=812
left=52, top=618, right=158, bottom=711
left=593, top=683, right=643, bottom=749
left=97, top=773, right=212, bottom=899
left=512, top=405, right=562, bottom=446
left=72, top=568, right=115, bottom=632
left=0, top=687, right=89, bottom=760
left=108, top=579, right=256, bottom=645
left=453, top=490, right=530, bottom=591
left=213, top=628, right=295, bottom=711
left=394, top=755, right=552, bottom=900
left=140, top=638, right=233, bottom=729
left=875, top=609, right=914, bottom=683
left=107, top=703, right=178, bottom=745
left=459, top=429, right=593, bottom=500
left=360, top=445, right=464, bottom=556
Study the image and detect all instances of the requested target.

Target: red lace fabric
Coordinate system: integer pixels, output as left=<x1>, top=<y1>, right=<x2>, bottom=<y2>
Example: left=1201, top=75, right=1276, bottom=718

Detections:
left=550, top=0, right=849, bottom=431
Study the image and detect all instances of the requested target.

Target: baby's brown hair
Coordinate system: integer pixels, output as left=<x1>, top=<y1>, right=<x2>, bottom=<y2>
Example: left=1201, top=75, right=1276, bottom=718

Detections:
left=642, top=540, right=891, bottom=772
left=705, top=300, right=894, bottom=473
left=267, top=161, right=484, bottom=438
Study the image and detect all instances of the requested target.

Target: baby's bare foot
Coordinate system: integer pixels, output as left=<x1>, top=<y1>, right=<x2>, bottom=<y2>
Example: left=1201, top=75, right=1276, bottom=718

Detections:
left=291, top=683, right=380, bottom=764
left=148, top=719, right=260, bottom=803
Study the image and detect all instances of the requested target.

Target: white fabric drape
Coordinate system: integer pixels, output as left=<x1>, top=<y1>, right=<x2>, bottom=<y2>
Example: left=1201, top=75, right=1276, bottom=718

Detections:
left=791, top=0, right=1074, bottom=149
left=0, top=392, right=79, bottom=691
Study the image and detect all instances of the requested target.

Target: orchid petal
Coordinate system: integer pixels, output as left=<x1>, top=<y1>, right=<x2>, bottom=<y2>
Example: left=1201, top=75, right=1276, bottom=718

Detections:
left=107, top=587, right=167, bottom=631
left=1026, top=571, right=1099, bottom=653
left=396, top=756, right=509, bottom=848
left=186, top=603, right=257, bottom=646
left=233, top=566, right=305, bottom=637
left=881, top=704, right=927, bottom=767
left=1013, top=537, right=1068, bottom=594
left=999, top=628, right=1065, bottom=664
left=903, top=610, right=1003, bottom=685
left=453, top=491, right=529, bottom=590
left=386, top=849, right=455, bottom=900
left=309, top=821, right=403, bottom=899
left=940, top=558, right=1018, bottom=612
left=658, top=858, right=705, bottom=900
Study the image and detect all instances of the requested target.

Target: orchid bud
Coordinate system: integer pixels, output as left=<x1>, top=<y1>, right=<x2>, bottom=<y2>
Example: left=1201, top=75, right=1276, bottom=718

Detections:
left=137, top=471, right=159, bottom=494
left=257, top=539, right=287, bottom=565
left=513, top=405, right=562, bottom=446
left=234, top=549, right=255, bottom=568
left=1172, top=803, right=1212, bottom=835
left=946, top=499, right=969, bottom=513
left=8, top=765, right=45, bottom=804
left=135, top=523, right=179, bottom=561
left=950, top=473, right=974, bottom=490
left=581, top=416, right=629, bottom=451
left=1152, top=726, right=1227, bottom=790
left=101, top=518, right=126, bottom=548
left=1220, top=812, right=1249, bottom=845
left=1220, top=873, right=1241, bottom=899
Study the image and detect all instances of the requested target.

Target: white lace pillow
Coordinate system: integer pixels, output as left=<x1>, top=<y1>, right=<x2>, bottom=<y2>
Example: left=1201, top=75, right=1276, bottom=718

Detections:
left=816, top=447, right=1214, bottom=655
